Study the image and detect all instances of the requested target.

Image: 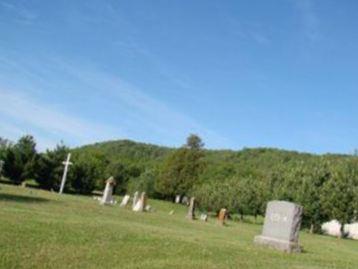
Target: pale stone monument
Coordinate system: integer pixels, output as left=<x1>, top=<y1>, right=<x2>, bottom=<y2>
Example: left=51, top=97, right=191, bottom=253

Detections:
left=175, top=195, right=181, bottom=204
left=322, top=220, right=342, bottom=237
left=59, top=153, right=73, bottom=194
left=344, top=223, right=358, bottom=240
left=254, top=201, right=303, bottom=253
left=100, top=177, right=116, bottom=205
left=200, top=213, right=208, bottom=222
left=187, top=197, right=196, bottom=220
left=133, top=192, right=147, bottom=212
left=120, top=194, right=130, bottom=207
left=218, top=208, right=227, bottom=225
left=132, top=191, right=139, bottom=209
left=182, top=196, right=189, bottom=205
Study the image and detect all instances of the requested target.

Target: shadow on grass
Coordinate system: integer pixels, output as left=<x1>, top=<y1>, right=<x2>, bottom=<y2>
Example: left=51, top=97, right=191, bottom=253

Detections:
left=0, top=193, right=50, bottom=203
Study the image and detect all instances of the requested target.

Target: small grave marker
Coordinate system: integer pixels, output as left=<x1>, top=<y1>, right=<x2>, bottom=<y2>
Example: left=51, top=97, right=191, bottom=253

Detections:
left=120, top=195, right=130, bottom=207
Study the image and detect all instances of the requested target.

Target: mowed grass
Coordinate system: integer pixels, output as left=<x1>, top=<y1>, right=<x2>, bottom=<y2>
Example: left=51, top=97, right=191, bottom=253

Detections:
left=0, top=184, right=357, bottom=269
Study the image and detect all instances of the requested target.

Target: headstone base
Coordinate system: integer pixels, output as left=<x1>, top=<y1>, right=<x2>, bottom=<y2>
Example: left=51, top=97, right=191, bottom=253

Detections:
left=254, top=235, right=301, bottom=253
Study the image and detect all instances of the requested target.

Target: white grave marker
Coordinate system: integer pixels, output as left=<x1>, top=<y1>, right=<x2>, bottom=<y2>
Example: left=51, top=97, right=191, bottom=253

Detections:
left=59, top=153, right=73, bottom=194
left=120, top=195, right=130, bottom=207
left=100, top=177, right=116, bottom=205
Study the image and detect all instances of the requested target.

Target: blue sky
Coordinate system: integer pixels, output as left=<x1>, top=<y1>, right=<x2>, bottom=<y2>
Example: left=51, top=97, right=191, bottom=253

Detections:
left=1, top=0, right=358, bottom=153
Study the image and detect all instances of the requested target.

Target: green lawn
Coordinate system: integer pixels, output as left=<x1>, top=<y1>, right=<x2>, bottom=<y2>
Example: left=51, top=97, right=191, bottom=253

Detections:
left=0, top=184, right=357, bottom=269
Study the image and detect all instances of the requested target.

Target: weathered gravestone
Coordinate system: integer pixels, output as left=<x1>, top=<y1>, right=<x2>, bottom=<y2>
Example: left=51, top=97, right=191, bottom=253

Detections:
left=175, top=195, right=181, bottom=204
left=218, top=208, right=227, bottom=225
left=182, top=196, right=189, bottom=205
left=132, top=191, right=139, bottom=209
left=200, top=213, right=208, bottom=222
left=254, top=201, right=303, bottom=253
left=187, top=197, right=196, bottom=220
left=133, top=192, right=147, bottom=212
left=120, top=194, right=130, bottom=207
left=100, top=177, right=116, bottom=205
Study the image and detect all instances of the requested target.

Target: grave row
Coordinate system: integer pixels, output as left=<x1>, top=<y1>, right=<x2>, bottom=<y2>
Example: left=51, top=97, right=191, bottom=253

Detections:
left=94, top=177, right=358, bottom=253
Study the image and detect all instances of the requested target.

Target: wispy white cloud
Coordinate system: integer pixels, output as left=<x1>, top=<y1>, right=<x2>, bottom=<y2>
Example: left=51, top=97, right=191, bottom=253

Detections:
left=0, top=52, right=231, bottom=150
left=0, top=1, right=37, bottom=25
left=292, top=0, right=320, bottom=42
left=0, top=119, right=59, bottom=151
left=0, top=88, right=126, bottom=150
left=52, top=58, right=230, bottom=148
left=216, top=6, right=271, bottom=46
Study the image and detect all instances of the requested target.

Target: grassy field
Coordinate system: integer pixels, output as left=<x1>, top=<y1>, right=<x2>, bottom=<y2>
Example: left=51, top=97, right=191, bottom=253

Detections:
left=0, top=184, right=357, bottom=269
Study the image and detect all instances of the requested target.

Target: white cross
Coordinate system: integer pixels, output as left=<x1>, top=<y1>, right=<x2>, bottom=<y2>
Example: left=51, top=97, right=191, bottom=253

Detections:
left=59, top=153, right=73, bottom=194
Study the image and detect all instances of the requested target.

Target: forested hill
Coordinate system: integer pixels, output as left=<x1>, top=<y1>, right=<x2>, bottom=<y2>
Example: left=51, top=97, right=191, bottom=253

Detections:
left=74, top=139, right=348, bottom=171
left=73, top=139, right=173, bottom=167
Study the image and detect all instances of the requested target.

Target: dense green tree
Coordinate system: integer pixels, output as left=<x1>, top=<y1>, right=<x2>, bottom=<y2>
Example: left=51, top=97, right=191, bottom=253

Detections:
left=127, top=168, right=158, bottom=197
left=0, top=138, right=11, bottom=178
left=192, top=179, right=234, bottom=213
left=155, top=135, right=206, bottom=198
left=35, top=143, right=70, bottom=190
left=185, top=134, right=204, bottom=150
left=3, top=135, right=37, bottom=184
left=70, top=152, right=109, bottom=194
left=321, top=159, right=358, bottom=234
left=293, top=159, right=331, bottom=233
left=105, top=162, right=141, bottom=194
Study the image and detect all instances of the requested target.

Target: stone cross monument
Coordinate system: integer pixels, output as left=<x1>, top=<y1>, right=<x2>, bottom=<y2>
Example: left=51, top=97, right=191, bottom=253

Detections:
left=59, top=153, right=73, bottom=194
left=254, top=200, right=303, bottom=253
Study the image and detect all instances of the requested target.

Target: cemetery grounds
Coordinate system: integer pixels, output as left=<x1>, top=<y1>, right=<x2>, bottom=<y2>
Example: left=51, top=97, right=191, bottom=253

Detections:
left=0, top=184, right=357, bottom=269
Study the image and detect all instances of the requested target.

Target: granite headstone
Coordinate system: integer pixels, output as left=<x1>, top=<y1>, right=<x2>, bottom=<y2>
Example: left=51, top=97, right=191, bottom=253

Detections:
left=254, top=201, right=303, bottom=253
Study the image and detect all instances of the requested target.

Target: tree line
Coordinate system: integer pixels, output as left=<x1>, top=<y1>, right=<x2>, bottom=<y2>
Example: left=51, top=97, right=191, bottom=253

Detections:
left=0, top=134, right=357, bottom=233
